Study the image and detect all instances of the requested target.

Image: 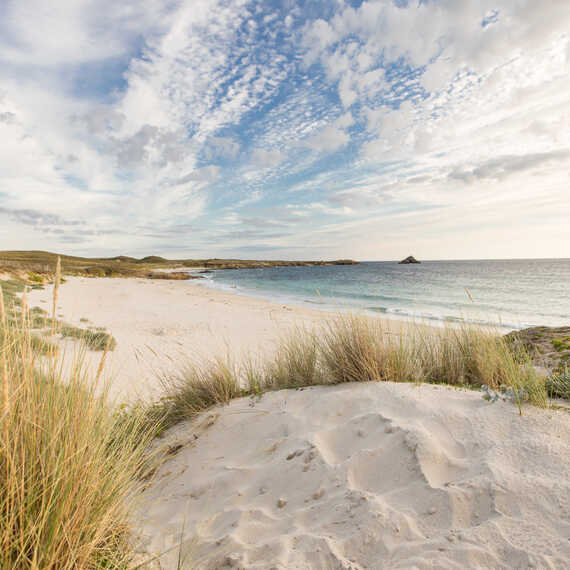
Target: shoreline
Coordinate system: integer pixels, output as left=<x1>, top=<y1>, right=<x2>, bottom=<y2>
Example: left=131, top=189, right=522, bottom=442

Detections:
left=197, top=271, right=520, bottom=332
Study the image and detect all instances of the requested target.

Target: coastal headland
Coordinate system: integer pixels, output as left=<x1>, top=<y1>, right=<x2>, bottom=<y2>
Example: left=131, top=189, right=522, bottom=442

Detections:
left=0, top=250, right=358, bottom=279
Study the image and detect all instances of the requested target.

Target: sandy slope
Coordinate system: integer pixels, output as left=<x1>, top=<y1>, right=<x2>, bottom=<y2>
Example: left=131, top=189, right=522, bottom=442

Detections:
left=135, top=382, right=569, bottom=570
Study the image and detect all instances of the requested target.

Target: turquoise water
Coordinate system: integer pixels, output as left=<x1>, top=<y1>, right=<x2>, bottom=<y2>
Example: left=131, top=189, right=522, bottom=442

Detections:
left=200, top=259, right=570, bottom=331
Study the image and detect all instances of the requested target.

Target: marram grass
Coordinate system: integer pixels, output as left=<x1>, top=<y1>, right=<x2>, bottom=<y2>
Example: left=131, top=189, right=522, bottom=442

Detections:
left=0, top=267, right=156, bottom=569
left=546, top=367, right=570, bottom=400
left=149, top=315, right=549, bottom=435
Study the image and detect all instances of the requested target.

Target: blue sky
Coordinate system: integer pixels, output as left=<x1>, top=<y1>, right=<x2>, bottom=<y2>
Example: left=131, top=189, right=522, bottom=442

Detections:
left=0, top=0, right=569, bottom=260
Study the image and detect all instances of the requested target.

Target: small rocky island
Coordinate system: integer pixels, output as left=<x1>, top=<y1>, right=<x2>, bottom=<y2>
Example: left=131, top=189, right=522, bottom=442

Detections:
left=399, top=255, right=420, bottom=264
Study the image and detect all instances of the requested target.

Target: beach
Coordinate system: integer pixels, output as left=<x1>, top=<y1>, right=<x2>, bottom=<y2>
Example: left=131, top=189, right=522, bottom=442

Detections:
left=27, top=276, right=408, bottom=402
left=4, top=1, right=570, bottom=566
left=24, top=274, right=570, bottom=569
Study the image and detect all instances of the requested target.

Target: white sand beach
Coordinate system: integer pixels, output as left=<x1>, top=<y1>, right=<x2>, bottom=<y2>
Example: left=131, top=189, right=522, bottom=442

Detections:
left=27, top=276, right=335, bottom=401
left=27, top=276, right=570, bottom=569
left=27, top=276, right=416, bottom=402
left=5, top=2, right=570, bottom=567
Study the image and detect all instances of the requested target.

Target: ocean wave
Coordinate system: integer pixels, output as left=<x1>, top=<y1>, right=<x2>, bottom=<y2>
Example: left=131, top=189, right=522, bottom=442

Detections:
left=365, top=305, right=525, bottom=330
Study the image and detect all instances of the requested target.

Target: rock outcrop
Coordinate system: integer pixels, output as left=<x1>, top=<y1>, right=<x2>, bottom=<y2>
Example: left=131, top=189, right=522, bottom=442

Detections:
left=505, top=326, right=570, bottom=373
left=399, top=255, right=420, bottom=264
left=147, top=272, right=202, bottom=280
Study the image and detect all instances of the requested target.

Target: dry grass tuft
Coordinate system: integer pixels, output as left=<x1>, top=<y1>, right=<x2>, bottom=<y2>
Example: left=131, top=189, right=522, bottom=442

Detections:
left=145, top=358, right=242, bottom=436
left=320, top=316, right=385, bottom=383
left=264, top=328, right=323, bottom=389
left=0, top=286, right=5, bottom=326
left=148, top=315, right=548, bottom=435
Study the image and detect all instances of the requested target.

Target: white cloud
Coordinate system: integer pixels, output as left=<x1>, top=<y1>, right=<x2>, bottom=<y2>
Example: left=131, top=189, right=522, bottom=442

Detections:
left=305, top=124, right=349, bottom=152
left=0, top=0, right=172, bottom=66
left=304, top=112, right=354, bottom=152
left=251, top=148, right=286, bottom=168
left=0, top=0, right=296, bottom=252
left=0, top=1, right=569, bottom=258
left=204, top=136, right=240, bottom=160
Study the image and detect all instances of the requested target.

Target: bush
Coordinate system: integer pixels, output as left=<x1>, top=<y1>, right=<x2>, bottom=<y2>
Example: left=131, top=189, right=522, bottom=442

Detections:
left=546, top=367, right=570, bottom=400
left=27, top=272, right=44, bottom=284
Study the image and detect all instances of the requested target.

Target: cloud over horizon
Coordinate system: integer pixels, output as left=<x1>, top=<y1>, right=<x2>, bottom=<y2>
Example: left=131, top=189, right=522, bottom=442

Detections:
left=1, top=0, right=569, bottom=260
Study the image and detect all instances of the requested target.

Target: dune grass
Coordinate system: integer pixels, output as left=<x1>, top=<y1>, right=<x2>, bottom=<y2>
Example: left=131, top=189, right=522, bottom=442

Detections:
left=0, top=262, right=156, bottom=569
left=141, top=359, right=242, bottom=437
left=144, top=316, right=549, bottom=437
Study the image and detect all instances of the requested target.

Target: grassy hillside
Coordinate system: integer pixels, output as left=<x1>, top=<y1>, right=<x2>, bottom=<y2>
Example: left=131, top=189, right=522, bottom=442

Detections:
left=0, top=250, right=358, bottom=278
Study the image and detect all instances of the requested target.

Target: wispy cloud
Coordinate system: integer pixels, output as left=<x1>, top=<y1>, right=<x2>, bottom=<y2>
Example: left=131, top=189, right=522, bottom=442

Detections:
left=0, top=206, right=81, bottom=228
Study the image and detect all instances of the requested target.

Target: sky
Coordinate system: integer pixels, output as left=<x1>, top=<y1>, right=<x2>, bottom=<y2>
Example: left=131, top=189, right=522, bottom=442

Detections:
left=0, top=0, right=569, bottom=261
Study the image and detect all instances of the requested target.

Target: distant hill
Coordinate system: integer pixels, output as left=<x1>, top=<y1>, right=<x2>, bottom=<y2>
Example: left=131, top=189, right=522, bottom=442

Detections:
left=109, top=255, right=138, bottom=262
left=139, top=256, right=168, bottom=263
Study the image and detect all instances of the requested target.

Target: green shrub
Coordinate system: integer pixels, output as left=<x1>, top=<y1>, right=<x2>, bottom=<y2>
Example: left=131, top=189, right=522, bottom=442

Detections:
left=552, top=337, right=570, bottom=352
left=546, top=367, right=570, bottom=400
left=27, top=271, right=44, bottom=284
left=60, top=325, right=117, bottom=351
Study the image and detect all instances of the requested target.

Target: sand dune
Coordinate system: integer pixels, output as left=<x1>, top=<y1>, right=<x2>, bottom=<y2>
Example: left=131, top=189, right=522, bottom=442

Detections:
left=135, top=382, right=570, bottom=569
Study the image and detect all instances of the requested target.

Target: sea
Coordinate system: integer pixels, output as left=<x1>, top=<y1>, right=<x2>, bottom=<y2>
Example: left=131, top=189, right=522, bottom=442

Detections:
left=198, top=259, right=570, bottom=331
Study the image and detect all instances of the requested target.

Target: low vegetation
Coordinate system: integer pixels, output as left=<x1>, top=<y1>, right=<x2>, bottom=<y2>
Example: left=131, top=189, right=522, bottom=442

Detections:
left=60, top=325, right=117, bottom=351
left=546, top=367, right=570, bottom=400
left=505, top=325, right=570, bottom=373
left=0, top=263, right=155, bottom=569
left=0, top=277, right=116, bottom=353
left=144, top=316, right=550, bottom=437
left=27, top=271, right=44, bottom=284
